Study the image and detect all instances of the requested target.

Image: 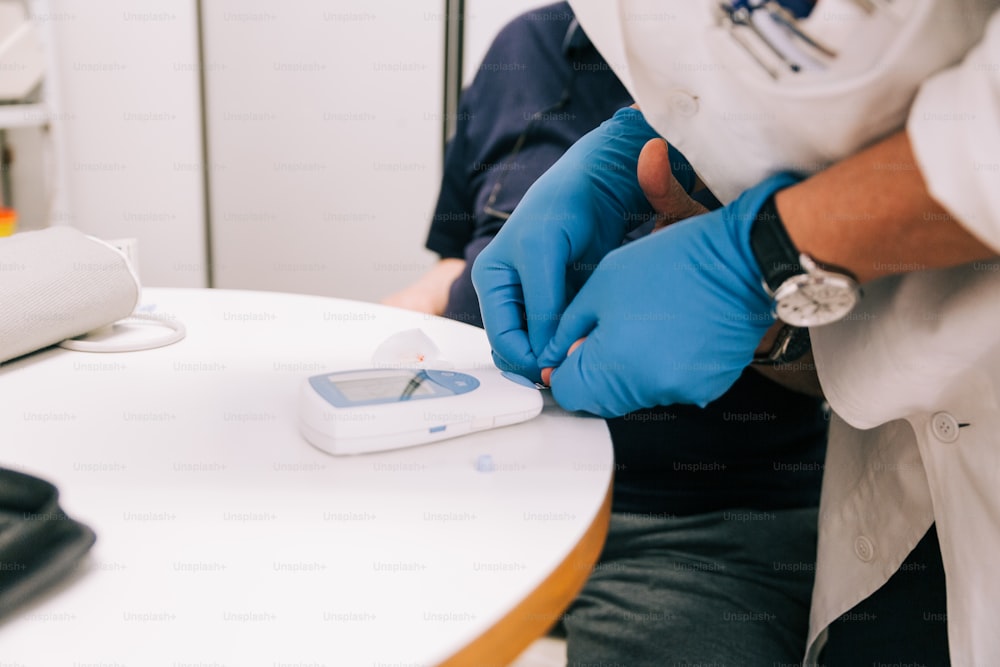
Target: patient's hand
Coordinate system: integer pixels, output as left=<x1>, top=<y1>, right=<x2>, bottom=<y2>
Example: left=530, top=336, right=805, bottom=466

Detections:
left=639, top=138, right=823, bottom=398
left=380, top=258, right=466, bottom=315
left=638, top=138, right=709, bottom=227
left=537, top=139, right=708, bottom=386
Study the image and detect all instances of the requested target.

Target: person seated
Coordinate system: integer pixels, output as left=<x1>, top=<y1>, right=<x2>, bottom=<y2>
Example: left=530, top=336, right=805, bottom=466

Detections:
left=384, top=4, right=828, bottom=664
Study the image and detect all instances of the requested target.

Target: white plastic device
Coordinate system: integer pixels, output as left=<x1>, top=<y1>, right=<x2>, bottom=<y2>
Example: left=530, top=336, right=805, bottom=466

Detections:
left=299, top=367, right=544, bottom=455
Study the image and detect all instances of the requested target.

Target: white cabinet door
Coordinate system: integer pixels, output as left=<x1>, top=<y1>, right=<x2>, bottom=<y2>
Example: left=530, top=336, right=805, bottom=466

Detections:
left=204, top=1, right=444, bottom=302
left=47, top=0, right=207, bottom=287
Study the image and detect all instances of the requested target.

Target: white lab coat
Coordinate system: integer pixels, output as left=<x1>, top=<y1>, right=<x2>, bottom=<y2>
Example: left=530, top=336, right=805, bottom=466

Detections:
left=568, top=0, right=1000, bottom=663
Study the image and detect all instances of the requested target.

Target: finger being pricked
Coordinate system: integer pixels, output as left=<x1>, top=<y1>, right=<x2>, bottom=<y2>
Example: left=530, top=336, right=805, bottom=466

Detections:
left=543, top=335, right=634, bottom=418
left=540, top=337, right=586, bottom=387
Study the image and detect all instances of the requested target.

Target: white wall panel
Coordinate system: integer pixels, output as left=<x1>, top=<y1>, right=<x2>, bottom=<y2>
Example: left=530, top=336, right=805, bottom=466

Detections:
left=46, top=0, right=207, bottom=287
left=203, top=1, right=443, bottom=302
left=41, top=2, right=545, bottom=298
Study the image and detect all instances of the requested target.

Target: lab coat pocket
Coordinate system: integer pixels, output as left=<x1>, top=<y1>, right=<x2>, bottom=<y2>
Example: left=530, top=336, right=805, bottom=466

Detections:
left=705, top=0, right=993, bottom=163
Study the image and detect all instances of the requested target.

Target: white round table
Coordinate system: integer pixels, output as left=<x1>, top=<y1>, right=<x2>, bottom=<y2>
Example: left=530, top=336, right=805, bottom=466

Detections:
left=1, top=288, right=613, bottom=666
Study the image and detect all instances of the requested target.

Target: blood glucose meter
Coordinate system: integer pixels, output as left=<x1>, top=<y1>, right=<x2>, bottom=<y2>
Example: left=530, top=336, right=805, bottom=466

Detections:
left=299, top=367, right=544, bottom=455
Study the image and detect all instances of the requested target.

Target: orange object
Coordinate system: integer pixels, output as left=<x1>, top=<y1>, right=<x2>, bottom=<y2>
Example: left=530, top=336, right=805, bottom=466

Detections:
left=0, top=208, right=16, bottom=237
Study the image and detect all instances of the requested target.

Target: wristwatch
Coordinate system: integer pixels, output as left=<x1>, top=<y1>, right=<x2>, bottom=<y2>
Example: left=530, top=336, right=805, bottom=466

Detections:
left=749, top=194, right=861, bottom=363
left=754, top=324, right=812, bottom=366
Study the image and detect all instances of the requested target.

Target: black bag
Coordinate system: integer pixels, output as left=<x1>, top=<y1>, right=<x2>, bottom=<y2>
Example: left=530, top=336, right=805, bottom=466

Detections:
left=0, top=467, right=96, bottom=618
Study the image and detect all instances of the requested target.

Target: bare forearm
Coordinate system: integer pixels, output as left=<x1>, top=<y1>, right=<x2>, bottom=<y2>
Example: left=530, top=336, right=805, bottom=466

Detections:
left=380, top=258, right=466, bottom=315
left=775, top=130, right=997, bottom=283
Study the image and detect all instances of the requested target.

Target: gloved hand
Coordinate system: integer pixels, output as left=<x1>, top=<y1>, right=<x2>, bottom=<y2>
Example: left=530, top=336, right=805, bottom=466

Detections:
left=538, top=172, right=802, bottom=417
left=471, top=107, right=695, bottom=383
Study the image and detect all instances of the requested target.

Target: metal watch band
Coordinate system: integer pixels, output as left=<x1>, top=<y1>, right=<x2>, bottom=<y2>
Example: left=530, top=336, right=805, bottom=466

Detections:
left=753, top=324, right=811, bottom=365
left=749, top=195, right=802, bottom=293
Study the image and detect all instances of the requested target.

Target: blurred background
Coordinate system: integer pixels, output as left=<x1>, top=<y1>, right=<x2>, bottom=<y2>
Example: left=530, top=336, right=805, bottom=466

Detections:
left=1, top=0, right=545, bottom=301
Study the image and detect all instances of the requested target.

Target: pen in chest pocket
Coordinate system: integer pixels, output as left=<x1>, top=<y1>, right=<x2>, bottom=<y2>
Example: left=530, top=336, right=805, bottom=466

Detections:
left=717, top=0, right=854, bottom=77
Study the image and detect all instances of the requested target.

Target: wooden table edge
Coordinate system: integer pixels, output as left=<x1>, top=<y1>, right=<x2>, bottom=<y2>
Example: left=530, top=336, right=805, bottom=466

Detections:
left=439, top=478, right=613, bottom=667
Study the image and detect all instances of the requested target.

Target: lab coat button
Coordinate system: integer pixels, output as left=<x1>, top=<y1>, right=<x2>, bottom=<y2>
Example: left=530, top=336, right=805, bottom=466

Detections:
left=930, top=412, right=960, bottom=443
left=854, top=535, right=875, bottom=562
left=669, top=90, right=699, bottom=117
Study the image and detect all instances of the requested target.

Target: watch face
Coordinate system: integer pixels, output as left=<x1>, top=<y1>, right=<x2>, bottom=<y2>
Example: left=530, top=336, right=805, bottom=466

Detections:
left=774, top=275, right=859, bottom=327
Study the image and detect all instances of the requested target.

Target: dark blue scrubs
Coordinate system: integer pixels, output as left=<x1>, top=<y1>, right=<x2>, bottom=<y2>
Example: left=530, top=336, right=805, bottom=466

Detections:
left=426, top=2, right=828, bottom=517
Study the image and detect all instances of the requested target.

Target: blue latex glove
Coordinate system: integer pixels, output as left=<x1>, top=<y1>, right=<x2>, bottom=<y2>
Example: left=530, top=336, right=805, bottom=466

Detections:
left=471, top=107, right=695, bottom=383
left=538, top=172, right=802, bottom=417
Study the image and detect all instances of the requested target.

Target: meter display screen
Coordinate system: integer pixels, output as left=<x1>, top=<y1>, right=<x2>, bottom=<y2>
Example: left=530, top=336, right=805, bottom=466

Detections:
left=309, top=369, right=479, bottom=408
left=330, top=371, right=437, bottom=403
